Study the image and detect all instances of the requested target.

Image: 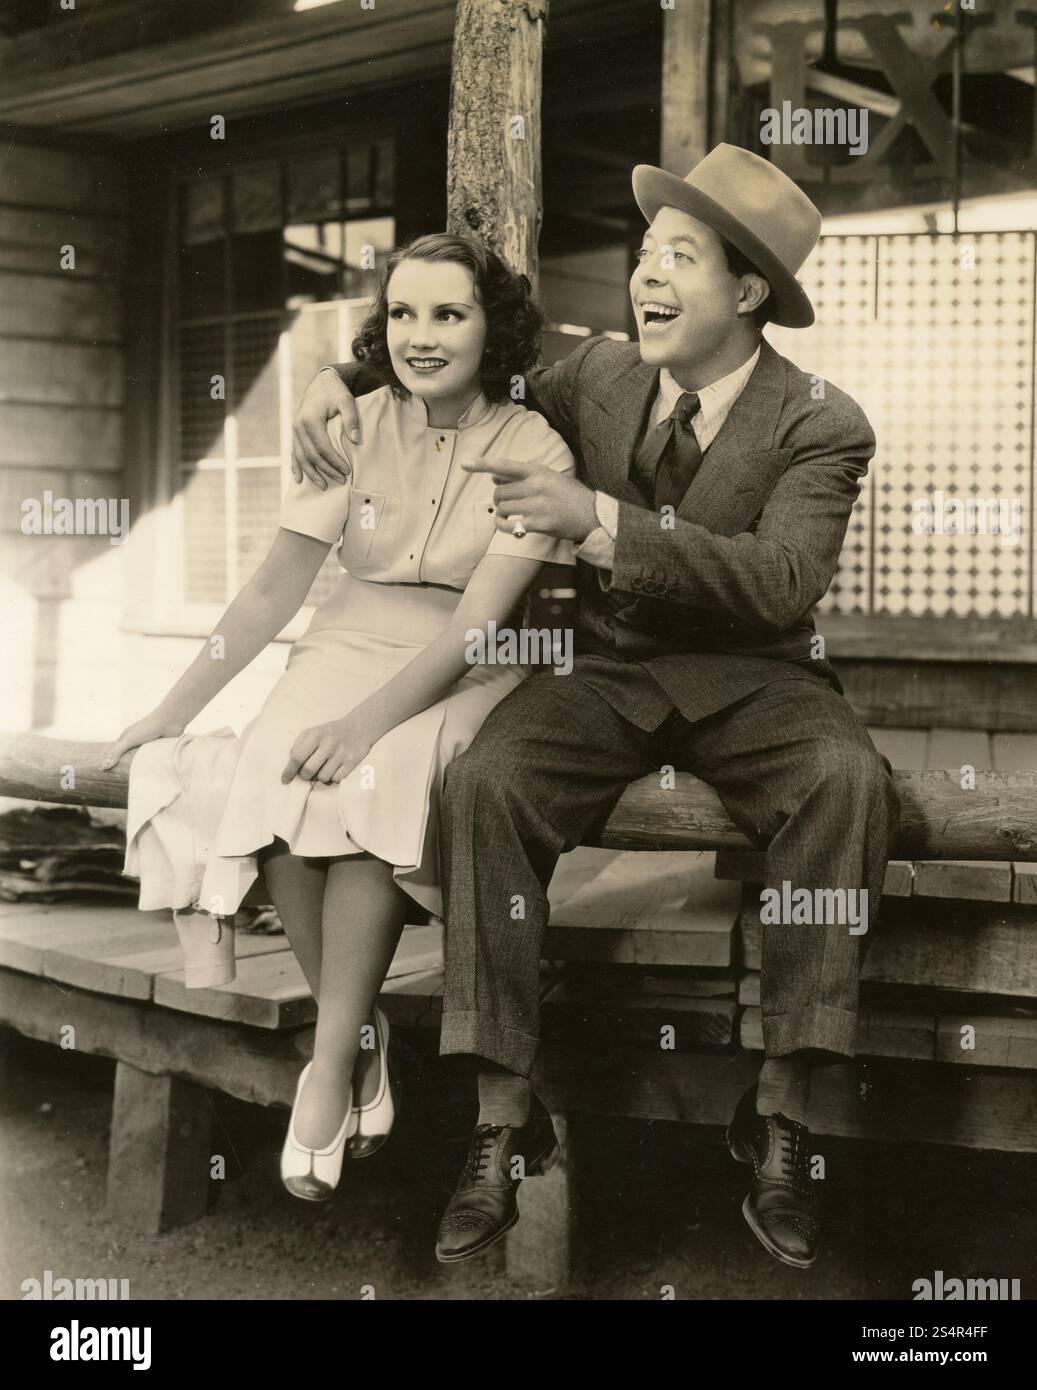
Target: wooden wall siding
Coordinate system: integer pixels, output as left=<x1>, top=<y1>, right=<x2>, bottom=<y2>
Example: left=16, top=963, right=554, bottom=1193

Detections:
left=0, top=140, right=128, bottom=729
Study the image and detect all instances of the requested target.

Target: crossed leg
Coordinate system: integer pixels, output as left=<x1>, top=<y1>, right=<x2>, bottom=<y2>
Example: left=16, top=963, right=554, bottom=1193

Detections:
left=260, top=839, right=410, bottom=1146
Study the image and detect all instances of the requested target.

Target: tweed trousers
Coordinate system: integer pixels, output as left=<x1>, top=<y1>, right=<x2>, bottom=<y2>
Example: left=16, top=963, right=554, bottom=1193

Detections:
left=438, top=660, right=900, bottom=1077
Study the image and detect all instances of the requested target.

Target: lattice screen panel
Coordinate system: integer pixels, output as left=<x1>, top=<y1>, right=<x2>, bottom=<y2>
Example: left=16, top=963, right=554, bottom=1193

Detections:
left=769, top=231, right=1035, bottom=619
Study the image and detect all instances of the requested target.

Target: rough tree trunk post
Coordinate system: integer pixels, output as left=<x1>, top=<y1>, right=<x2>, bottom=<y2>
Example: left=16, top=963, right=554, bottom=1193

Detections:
left=448, top=5, right=559, bottom=1284
left=661, top=0, right=714, bottom=175
left=446, top=0, right=548, bottom=288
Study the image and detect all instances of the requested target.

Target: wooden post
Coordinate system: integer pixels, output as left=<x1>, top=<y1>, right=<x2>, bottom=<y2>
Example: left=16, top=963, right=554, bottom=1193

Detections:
left=661, top=0, right=714, bottom=175
left=446, top=0, right=548, bottom=287
left=505, top=1107, right=578, bottom=1288
left=710, top=0, right=734, bottom=150
left=106, top=1061, right=212, bottom=1234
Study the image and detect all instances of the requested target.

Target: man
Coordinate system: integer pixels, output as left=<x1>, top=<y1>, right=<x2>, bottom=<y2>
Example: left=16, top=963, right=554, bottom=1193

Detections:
left=291, top=144, right=899, bottom=1269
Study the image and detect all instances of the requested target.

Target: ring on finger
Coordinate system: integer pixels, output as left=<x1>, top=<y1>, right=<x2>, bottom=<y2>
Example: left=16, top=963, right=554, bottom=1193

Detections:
left=511, top=514, right=527, bottom=539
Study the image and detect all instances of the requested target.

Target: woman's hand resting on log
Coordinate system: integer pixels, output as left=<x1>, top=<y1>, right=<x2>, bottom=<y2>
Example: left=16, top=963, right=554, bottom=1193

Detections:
left=99, top=709, right=188, bottom=771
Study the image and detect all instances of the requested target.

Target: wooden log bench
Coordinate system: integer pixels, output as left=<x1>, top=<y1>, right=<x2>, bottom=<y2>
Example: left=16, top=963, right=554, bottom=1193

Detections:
left=2, top=727, right=1037, bottom=1289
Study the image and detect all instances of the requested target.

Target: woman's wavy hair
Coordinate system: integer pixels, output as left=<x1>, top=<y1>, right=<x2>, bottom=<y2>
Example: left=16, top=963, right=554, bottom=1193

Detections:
left=351, top=233, right=542, bottom=402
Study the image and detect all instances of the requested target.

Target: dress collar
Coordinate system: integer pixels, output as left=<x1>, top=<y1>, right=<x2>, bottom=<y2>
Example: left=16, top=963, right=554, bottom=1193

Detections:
left=402, top=389, right=493, bottom=430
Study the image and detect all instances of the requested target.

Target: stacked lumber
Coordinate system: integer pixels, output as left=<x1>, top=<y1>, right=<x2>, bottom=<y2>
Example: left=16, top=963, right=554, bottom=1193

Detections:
left=544, top=848, right=741, bottom=1051
left=0, top=803, right=132, bottom=901
left=722, top=724, right=1037, bottom=1071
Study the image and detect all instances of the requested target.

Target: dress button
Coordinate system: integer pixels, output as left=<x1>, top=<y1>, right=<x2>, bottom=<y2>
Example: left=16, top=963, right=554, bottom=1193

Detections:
left=487, top=507, right=494, bottom=513
left=632, top=577, right=643, bottom=590
left=364, top=497, right=370, bottom=504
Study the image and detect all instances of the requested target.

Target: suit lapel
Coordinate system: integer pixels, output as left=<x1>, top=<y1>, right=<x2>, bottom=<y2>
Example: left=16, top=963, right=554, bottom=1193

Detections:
left=674, top=340, right=792, bottom=536
left=588, top=353, right=658, bottom=505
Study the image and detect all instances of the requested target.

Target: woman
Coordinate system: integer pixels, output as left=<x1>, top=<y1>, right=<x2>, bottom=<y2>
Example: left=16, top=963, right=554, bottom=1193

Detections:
left=104, top=233, right=575, bottom=1200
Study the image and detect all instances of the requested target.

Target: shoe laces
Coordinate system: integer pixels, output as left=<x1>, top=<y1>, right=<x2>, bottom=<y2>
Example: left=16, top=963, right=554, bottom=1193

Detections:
left=775, top=1116, right=811, bottom=1191
left=463, top=1124, right=503, bottom=1184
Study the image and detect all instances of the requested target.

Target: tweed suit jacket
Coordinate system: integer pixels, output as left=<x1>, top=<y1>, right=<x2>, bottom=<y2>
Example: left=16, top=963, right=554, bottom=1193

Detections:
left=518, top=335, right=876, bottom=722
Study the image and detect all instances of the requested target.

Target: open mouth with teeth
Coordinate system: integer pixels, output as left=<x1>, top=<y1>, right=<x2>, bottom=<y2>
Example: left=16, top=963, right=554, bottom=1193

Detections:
left=641, top=302, right=682, bottom=326
left=406, top=357, right=449, bottom=371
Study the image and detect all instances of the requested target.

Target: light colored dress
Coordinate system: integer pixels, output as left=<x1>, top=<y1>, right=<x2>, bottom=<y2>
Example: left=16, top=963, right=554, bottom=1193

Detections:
left=123, top=386, right=576, bottom=919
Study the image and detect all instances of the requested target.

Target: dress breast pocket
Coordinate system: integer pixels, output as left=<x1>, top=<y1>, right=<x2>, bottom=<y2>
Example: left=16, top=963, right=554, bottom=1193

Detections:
left=338, top=490, right=400, bottom=573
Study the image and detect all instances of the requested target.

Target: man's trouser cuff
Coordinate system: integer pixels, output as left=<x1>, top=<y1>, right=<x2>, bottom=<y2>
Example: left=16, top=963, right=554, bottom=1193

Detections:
left=762, top=1003, right=857, bottom=1059
left=440, top=1009, right=539, bottom=1078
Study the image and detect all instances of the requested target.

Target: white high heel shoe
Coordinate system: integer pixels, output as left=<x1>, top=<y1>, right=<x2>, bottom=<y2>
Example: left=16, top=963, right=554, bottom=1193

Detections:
left=280, top=1062, right=358, bottom=1201
left=349, top=1006, right=396, bottom=1160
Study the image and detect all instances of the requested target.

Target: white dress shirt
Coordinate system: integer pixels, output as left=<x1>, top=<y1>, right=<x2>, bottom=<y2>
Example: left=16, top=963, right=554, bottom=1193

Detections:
left=574, top=346, right=761, bottom=569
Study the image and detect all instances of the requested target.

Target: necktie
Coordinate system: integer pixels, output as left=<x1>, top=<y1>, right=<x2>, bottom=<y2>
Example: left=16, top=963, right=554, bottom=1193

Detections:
left=649, top=391, right=702, bottom=512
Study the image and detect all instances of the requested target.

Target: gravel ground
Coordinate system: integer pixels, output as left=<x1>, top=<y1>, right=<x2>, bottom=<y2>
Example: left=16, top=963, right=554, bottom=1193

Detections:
left=3, top=1032, right=1036, bottom=1302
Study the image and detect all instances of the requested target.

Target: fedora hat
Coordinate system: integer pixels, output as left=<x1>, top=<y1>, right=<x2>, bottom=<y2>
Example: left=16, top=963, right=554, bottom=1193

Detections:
left=631, top=144, right=821, bottom=328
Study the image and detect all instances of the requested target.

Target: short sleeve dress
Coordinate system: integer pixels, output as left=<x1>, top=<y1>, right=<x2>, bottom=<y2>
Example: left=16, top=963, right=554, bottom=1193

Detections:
left=123, top=386, right=576, bottom=920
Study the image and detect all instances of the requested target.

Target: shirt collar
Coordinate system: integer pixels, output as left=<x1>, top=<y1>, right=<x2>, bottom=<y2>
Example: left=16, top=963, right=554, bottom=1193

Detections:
left=658, top=345, right=761, bottom=414
left=402, top=389, right=493, bottom=430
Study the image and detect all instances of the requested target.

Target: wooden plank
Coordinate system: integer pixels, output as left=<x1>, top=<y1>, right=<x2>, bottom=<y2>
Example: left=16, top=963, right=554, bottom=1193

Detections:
left=547, top=846, right=628, bottom=911
left=884, top=860, right=916, bottom=895
left=0, top=144, right=126, bottom=214
left=545, top=925, right=731, bottom=967
left=547, top=851, right=738, bottom=966
left=0, top=906, right=285, bottom=999
left=376, top=968, right=444, bottom=1030
left=549, top=850, right=738, bottom=930
left=743, top=1002, right=1037, bottom=1072
left=0, top=469, right=127, bottom=533
left=924, top=728, right=993, bottom=771
left=740, top=1004, right=936, bottom=1061
left=715, top=849, right=914, bottom=897
left=106, top=1062, right=211, bottom=1235
left=562, top=962, right=736, bottom=999
left=738, top=971, right=760, bottom=1006
left=825, top=614, right=1037, bottom=664
left=0, top=274, right=123, bottom=344
left=840, top=660, right=1037, bottom=733
left=912, top=859, right=1013, bottom=902
left=5, top=966, right=1037, bottom=1155
left=71, top=44, right=457, bottom=138
left=1013, top=862, right=1037, bottom=905
left=52, top=929, right=283, bottom=1001
left=154, top=949, right=313, bottom=1028
left=993, top=733, right=1037, bottom=771
left=0, top=966, right=308, bottom=1106
left=153, top=922, right=443, bottom=1029
left=867, top=727, right=927, bottom=770
left=0, top=340, right=123, bottom=407
left=740, top=900, right=1037, bottom=996
left=0, top=403, right=122, bottom=469
left=0, top=905, right=170, bottom=975
left=937, top=1014, right=1037, bottom=1070
left=542, top=983, right=736, bottom=1050
left=0, top=207, right=128, bottom=278
left=532, top=1046, right=1037, bottom=1152
left=895, top=723, right=1006, bottom=911
left=0, top=7, right=456, bottom=134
